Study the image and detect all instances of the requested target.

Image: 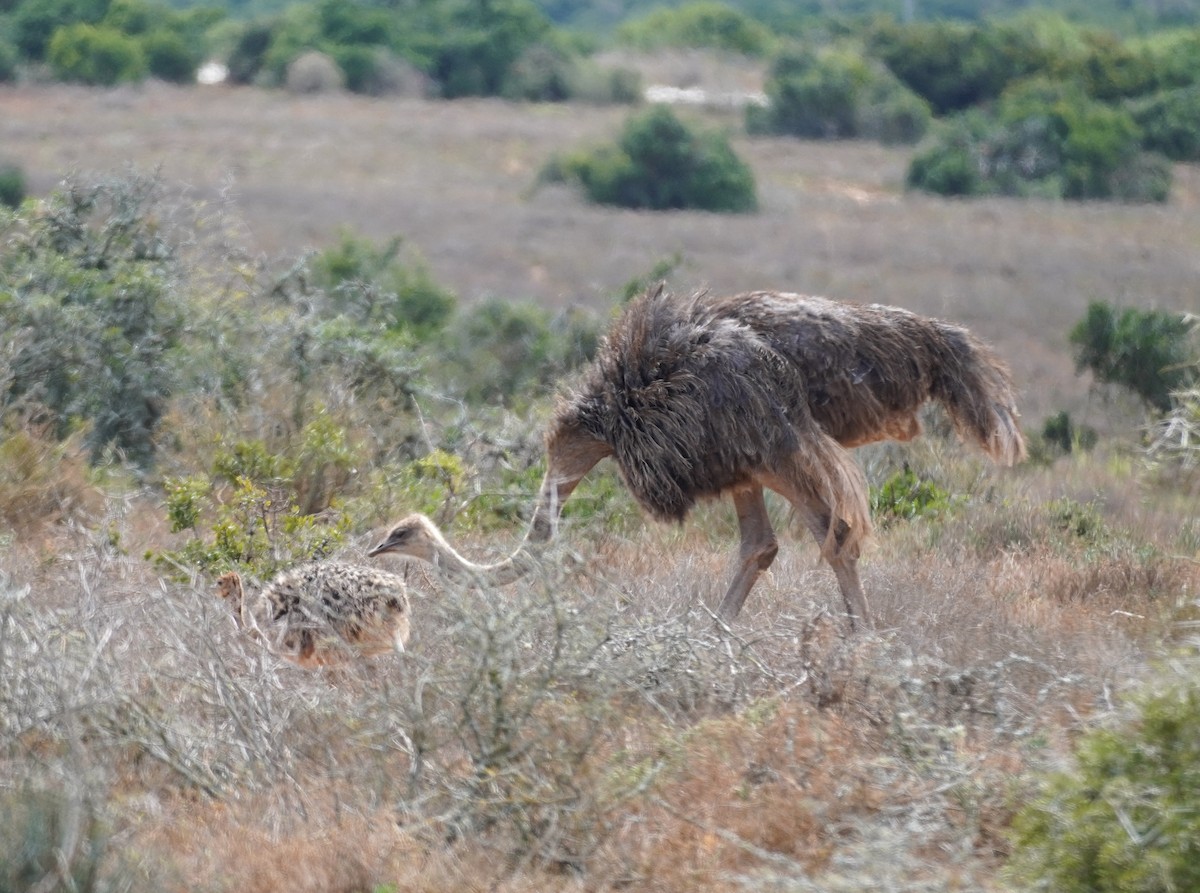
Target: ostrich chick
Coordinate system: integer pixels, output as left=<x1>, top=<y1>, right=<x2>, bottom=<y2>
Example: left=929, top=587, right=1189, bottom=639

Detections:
left=216, top=562, right=411, bottom=667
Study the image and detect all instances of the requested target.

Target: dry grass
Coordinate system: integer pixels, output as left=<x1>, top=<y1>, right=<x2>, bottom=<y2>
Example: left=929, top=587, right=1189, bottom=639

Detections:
left=3, top=78, right=1200, bottom=891
left=4, top=81, right=1200, bottom=427
left=2, top=449, right=1197, bottom=890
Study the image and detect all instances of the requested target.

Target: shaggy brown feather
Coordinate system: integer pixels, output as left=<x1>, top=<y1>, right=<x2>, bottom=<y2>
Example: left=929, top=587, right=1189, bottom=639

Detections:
left=371, top=286, right=1025, bottom=629
left=560, top=288, right=1022, bottom=543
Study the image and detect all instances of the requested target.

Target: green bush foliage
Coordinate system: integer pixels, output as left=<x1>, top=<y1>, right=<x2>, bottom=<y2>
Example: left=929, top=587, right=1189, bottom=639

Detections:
left=139, top=27, right=200, bottom=83
left=0, top=176, right=184, bottom=466
left=750, top=43, right=931, bottom=144
left=1008, top=665, right=1200, bottom=892
left=870, top=466, right=957, bottom=527
left=550, top=105, right=757, bottom=213
left=11, top=0, right=109, bottom=61
left=907, top=80, right=1171, bottom=202
left=1127, top=84, right=1200, bottom=160
left=616, top=1, right=773, bottom=56
left=1069, top=301, right=1196, bottom=411
left=153, top=418, right=356, bottom=578
left=225, top=20, right=273, bottom=85
left=1037, top=410, right=1098, bottom=458
left=310, top=229, right=456, bottom=337
left=867, top=18, right=1043, bottom=115
left=47, top=23, right=147, bottom=85
left=415, top=0, right=553, bottom=98
left=0, top=164, right=25, bottom=209
left=0, top=38, right=17, bottom=83
left=440, top=299, right=599, bottom=405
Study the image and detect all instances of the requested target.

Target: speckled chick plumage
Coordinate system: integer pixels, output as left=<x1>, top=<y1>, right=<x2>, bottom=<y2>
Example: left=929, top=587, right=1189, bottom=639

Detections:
left=217, top=562, right=411, bottom=667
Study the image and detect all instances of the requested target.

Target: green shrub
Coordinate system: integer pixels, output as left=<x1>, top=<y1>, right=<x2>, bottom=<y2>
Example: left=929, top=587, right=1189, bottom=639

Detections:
left=1071, top=31, right=1160, bottom=102
left=418, top=0, right=553, bottom=98
left=0, top=175, right=183, bottom=466
left=870, top=466, right=957, bottom=527
left=907, top=80, right=1170, bottom=203
left=330, top=43, right=384, bottom=94
left=616, top=1, right=772, bottom=56
left=1008, top=665, right=1200, bottom=892
left=103, top=0, right=170, bottom=37
left=1069, top=301, right=1196, bottom=411
left=551, top=105, right=757, bottom=213
left=0, top=38, right=17, bottom=83
left=0, top=163, right=25, bottom=209
left=225, top=20, right=273, bottom=85
left=310, top=229, right=456, bottom=337
left=12, top=0, right=109, bottom=62
left=153, top=417, right=357, bottom=578
left=440, top=298, right=597, bottom=405
left=752, top=43, right=930, bottom=145
left=1128, top=85, right=1200, bottom=161
left=140, top=28, right=199, bottom=83
left=47, top=23, right=147, bottom=86
left=867, top=18, right=1038, bottom=115
left=1038, top=410, right=1098, bottom=457
left=905, top=112, right=989, bottom=196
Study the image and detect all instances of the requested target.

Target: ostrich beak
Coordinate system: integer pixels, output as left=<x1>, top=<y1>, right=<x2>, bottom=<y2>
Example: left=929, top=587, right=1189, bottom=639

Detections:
left=366, top=537, right=393, bottom=557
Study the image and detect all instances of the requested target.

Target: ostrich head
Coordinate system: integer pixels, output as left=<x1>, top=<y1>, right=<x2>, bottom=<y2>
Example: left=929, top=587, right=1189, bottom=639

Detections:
left=367, top=513, right=535, bottom=586
left=367, top=514, right=446, bottom=564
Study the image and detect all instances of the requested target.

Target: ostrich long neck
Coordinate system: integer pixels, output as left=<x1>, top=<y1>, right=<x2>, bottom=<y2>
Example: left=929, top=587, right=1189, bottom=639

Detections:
left=434, top=433, right=609, bottom=585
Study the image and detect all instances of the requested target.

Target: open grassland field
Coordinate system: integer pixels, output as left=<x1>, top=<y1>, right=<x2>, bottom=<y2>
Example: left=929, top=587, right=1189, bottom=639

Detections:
left=2, top=76, right=1200, bottom=892
left=5, top=80, right=1200, bottom=422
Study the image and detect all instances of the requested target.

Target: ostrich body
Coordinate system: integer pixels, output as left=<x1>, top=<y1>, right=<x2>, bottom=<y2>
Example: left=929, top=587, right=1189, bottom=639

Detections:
left=216, top=562, right=411, bottom=667
left=370, top=287, right=1025, bottom=629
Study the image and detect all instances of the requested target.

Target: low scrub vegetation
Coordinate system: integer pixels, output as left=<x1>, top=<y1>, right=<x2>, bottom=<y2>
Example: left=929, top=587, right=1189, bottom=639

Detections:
left=3, top=162, right=1200, bottom=892
left=1008, top=650, right=1200, bottom=892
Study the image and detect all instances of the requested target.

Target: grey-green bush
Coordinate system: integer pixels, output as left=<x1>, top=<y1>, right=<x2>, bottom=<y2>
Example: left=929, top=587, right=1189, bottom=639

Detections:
left=1069, top=301, right=1196, bottom=412
left=551, top=105, right=757, bottom=213
left=1008, top=663, right=1200, bottom=892
left=1128, top=85, right=1200, bottom=161
left=0, top=164, right=25, bottom=209
left=750, top=43, right=931, bottom=145
left=0, top=175, right=183, bottom=466
left=907, top=80, right=1171, bottom=202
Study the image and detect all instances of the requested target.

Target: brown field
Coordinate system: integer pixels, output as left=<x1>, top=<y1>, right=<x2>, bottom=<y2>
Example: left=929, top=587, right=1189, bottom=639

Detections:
left=2, top=78, right=1200, bottom=892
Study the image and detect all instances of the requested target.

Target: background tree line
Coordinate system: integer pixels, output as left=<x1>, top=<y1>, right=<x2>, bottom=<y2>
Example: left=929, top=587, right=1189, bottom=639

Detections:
left=5, top=0, right=1200, bottom=203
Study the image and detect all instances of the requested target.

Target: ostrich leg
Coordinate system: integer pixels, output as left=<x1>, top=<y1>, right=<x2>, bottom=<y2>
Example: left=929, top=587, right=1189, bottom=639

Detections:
left=716, top=485, right=780, bottom=621
left=795, top=502, right=870, bottom=631
left=749, top=473, right=871, bottom=630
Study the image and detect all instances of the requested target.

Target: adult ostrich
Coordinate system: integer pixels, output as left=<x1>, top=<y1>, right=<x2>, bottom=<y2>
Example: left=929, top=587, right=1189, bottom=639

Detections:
left=369, top=286, right=1025, bottom=629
